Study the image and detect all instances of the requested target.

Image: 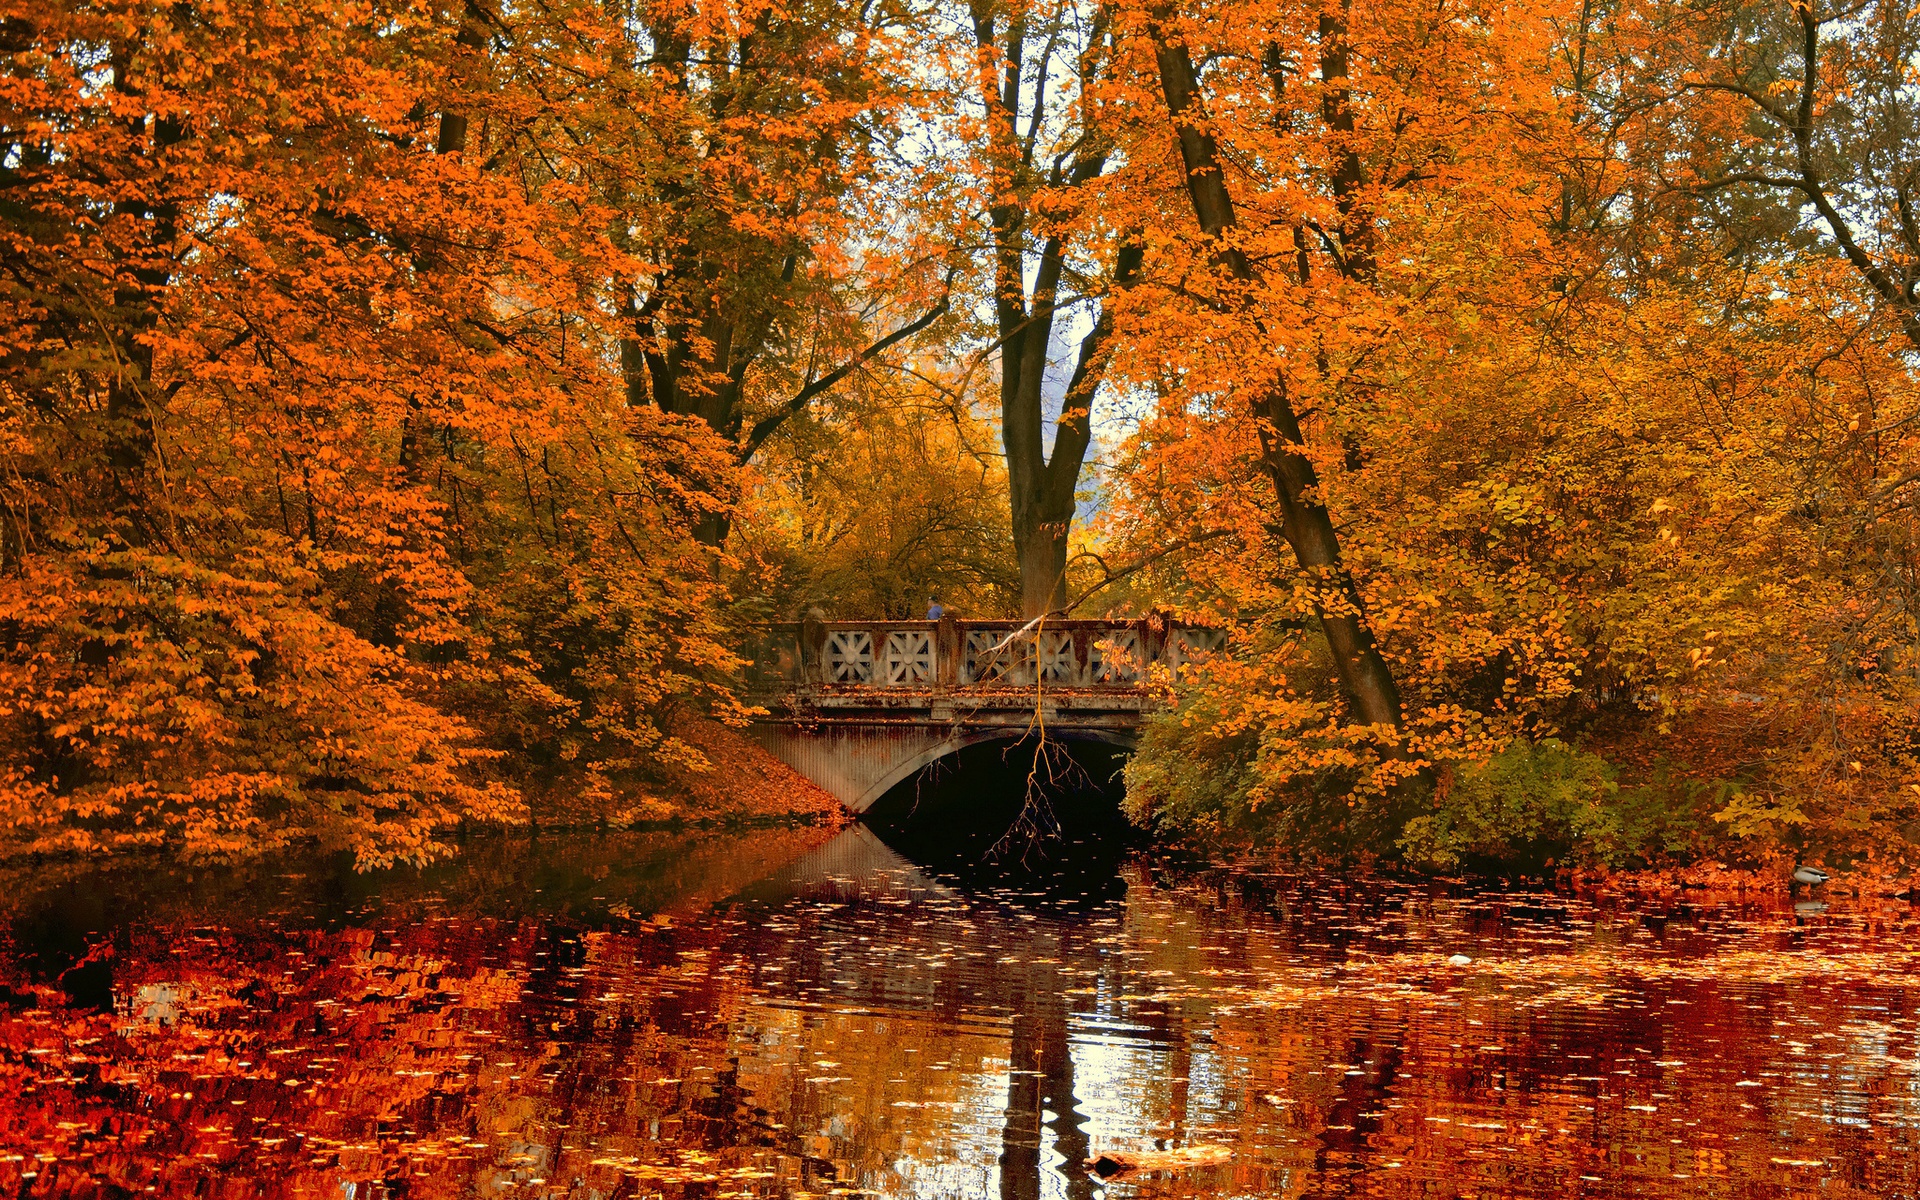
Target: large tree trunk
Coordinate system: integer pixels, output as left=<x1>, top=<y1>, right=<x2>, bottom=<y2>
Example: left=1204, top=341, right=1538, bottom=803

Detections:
left=1253, top=386, right=1408, bottom=734
left=1002, top=234, right=1135, bottom=618
left=970, top=1, right=1131, bottom=618
left=1013, top=514, right=1070, bottom=617
left=1147, top=17, right=1410, bottom=742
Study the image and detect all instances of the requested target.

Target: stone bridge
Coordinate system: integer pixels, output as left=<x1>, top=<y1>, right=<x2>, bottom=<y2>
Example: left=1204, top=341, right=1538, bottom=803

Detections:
left=746, top=617, right=1222, bottom=811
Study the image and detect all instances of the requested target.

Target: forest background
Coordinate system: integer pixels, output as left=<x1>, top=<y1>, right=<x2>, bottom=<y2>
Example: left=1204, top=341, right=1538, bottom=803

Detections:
left=2, top=0, right=1917, bottom=875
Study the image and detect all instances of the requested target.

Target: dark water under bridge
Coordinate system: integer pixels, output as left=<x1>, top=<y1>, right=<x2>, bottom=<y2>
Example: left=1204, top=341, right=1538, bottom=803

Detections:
left=746, top=617, right=1222, bottom=811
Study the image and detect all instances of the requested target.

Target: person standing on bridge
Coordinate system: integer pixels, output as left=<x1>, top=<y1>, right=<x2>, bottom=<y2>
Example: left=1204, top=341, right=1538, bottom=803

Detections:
left=926, top=595, right=945, bottom=620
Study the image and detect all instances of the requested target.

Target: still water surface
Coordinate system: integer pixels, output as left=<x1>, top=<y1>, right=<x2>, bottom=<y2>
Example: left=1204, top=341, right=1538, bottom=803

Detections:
left=4, top=823, right=1919, bottom=1198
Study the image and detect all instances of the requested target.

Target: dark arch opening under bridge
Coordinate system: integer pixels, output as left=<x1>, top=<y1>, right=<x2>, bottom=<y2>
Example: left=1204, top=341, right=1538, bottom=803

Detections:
left=861, top=732, right=1139, bottom=869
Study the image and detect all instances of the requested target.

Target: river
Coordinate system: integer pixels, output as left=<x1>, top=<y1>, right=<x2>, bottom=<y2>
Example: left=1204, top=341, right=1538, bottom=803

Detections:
left=2, top=821, right=1917, bottom=1197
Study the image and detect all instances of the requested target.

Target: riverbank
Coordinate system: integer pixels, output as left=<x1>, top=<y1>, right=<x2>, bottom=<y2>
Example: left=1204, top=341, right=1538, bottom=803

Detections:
left=523, top=714, right=848, bottom=829
left=0, top=714, right=847, bottom=878
left=1193, top=841, right=1919, bottom=901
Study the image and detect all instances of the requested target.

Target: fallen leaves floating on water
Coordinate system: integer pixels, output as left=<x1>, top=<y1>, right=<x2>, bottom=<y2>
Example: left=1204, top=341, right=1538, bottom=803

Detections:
left=4, top=831, right=1920, bottom=1198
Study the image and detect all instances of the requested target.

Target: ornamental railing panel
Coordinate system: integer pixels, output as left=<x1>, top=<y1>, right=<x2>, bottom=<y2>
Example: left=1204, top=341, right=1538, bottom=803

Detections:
left=884, top=630, right=934, bottom=685
left=1038, top=630, right=1078, bottom=685
left=824, top=630, right=874, bottom=684
left=965, top=629, right=1028, bottom=684
left=747, top=616, right=1226, bottom=695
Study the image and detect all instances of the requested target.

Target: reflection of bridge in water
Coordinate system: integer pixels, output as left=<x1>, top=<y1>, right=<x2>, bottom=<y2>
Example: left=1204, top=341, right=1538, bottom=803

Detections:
left=748, top=617, right=1223, bottom=810
left=512, top=823, right=1216, bottom=1199
left=729, top=824, right=1165, bottom=1200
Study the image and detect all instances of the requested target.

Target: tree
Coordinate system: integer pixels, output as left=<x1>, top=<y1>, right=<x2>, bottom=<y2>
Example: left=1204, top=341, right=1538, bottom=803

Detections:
left=944, top=0, right=1140, bottom=616
left=486, top=0, right=956, bottom=544
left=1103, top=0, right=1920, bottom=865
left=0, top=0, right=740, bottom=865
left=1136, top=0, right=1410, bottom=751
left=1086, top=0, right=1573, bottom=794
left=734, top=369, right=1022, bottom=619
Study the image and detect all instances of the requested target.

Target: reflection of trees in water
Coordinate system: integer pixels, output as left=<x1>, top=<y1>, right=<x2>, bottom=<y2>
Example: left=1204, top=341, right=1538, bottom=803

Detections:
left=725, top=839, right=1117, bottom=1198
left=541, top=825, right=1127, bottom=1199
left=11, top=828, right=1920, bottom=1197
left=1000, top=972, right=1095, bottom=1200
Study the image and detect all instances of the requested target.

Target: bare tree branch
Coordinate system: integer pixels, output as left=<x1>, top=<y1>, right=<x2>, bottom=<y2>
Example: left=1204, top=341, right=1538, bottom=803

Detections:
left=737, top=276, right=955, bottom=462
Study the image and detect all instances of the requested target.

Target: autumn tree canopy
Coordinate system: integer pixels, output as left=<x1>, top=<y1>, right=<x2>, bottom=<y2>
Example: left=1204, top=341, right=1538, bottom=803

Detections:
left=0, top=0, right=744, bottom=865
left=1, top=0, right=1916, bottom=870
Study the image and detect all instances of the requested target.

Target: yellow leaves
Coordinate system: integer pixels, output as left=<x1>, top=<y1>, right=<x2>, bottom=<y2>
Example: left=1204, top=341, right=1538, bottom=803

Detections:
left=1100, top=0, right=1920, bottom=859
left=1711, top=791, right=1810, bottom=838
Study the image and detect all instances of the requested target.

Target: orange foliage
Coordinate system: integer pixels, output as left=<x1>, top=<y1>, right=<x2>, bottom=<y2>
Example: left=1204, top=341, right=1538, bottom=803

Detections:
left=0, top=2, right=744, bottom=865
left=5, top=0, right=1919, bottom=871
left=1063, top=0, right=1920, bottom=860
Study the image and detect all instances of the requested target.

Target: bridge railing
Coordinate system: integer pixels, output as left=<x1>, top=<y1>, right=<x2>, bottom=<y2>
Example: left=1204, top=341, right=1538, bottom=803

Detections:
left=748, top=617, right=1225, bottom=691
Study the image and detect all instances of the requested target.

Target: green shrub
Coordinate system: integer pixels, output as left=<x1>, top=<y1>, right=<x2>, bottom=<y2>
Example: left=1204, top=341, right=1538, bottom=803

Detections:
left=1121, top=691, right=1262, bottom=842
left=1126, top=678, right=1746, bottom=872
left=1397, top=738, right=1715, bottom=871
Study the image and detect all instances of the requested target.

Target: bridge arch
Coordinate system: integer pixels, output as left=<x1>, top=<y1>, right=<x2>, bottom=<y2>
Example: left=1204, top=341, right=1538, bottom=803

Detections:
left=852, top=727, right=1137, bottom=813
left=852, top=728, right=1013, bottom=813
left=749, top=721, right=1138, bottom=814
